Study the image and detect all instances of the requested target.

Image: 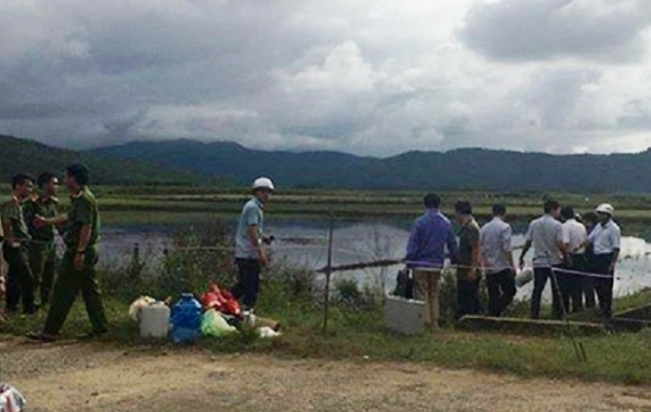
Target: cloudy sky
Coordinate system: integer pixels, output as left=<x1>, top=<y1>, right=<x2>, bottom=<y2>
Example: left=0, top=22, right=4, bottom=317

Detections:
left=1, top=0, right=650, bottom=156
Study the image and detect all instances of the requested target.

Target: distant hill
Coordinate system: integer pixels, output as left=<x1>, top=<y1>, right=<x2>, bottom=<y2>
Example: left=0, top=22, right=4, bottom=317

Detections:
left=86, top=139, right=651, bottom=192
left=0, top=135, right=208, bottom=186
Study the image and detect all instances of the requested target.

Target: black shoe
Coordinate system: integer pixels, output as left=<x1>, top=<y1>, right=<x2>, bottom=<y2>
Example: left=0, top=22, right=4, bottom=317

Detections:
left=26, top=331, right=56, bottom=343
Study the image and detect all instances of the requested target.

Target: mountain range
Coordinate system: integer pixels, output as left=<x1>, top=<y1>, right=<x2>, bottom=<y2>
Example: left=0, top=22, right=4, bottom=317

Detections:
left=0, top=135, right=205, bottom=186
left=3, top=134, right=651, bottom=192
left=86, top=139, right=651, bottom=193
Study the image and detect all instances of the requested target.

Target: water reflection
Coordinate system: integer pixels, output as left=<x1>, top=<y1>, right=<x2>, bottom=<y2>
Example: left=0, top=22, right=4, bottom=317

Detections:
left=95, top=220, right=651, bottom=299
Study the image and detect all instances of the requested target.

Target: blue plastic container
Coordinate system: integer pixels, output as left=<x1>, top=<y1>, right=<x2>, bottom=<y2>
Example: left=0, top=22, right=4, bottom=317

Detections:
left=170, top=293, right=203, bottom=343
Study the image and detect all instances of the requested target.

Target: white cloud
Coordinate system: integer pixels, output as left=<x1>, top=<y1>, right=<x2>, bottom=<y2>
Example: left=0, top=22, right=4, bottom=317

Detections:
left=0, top=0, right=650, bottom=156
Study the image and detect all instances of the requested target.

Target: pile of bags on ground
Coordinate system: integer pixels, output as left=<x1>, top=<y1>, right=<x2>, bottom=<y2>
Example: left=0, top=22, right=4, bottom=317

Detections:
left=129, top=283, right=281, bottom=343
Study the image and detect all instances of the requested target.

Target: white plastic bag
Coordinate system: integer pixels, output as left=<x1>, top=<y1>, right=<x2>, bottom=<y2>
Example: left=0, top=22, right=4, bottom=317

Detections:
left=516, top=268, right=534, bottom=288
left=129, top=296, right=156, bottom=323
left=0, top=383, right=26, bottom=412
left=258, top=326, right=281, bottom=338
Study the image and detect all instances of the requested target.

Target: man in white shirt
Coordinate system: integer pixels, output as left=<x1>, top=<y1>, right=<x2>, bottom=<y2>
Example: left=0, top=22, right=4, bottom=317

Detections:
left=519, top=200, right=566, bottom=319
left=587, top=203, right=620, bottom=318
left=480, top=204, right=516, bottom=317
left=560, top=206, right=587, bottom=313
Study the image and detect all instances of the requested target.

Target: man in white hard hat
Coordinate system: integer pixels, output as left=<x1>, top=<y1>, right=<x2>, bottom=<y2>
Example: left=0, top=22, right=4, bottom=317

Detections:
left=230, top=177, right=274, bottom=311
left=586, top=203, right=620, bottom=318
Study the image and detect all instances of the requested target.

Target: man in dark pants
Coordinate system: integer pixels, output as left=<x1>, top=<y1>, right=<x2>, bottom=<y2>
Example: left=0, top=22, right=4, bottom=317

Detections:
left=480, top=204, right=516, bottom=317
left=23, top=172, right=60, bottom=307
left=28, top=164, right=108, bottom=343
left=560, top=206, right=588, bottom=313
left=587, top=204, right=620, bottom=319
left=1, top=173, right=37, bottom=315
left=230, top=177, right=275, bottom=312
left=581, top=212, right=599, bottom=309
left=454, top=201, right=482, bottom=319
left=520, top=200, right=566, bottom=319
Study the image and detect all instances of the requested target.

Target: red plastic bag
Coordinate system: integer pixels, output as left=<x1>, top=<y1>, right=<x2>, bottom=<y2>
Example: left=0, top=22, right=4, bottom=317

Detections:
left=200, top=284, right=241, bottom=317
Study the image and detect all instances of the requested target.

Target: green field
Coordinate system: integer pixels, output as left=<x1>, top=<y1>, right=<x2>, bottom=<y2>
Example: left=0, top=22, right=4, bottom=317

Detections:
left=3, top=186, right=650, bottom=225
left=2, top=186, right=650, bottom=238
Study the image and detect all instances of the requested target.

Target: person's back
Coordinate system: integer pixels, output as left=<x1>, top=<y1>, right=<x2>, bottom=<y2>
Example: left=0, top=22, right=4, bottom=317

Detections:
left=562, top=219, right=587, bottom=255
left=405, top=193, right=457, bottom=331
left=527, top=215, right=563, bottom=268
left=480, top=204, right=516, bottom=317
left=520, top=200, right=564, bottom=319
left=480, top=217, right=512, bottom=274
left=406, top=210, right=456, bottom=268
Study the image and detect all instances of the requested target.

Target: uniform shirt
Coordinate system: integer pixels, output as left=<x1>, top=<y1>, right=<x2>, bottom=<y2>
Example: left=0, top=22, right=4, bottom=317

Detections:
left=235, top=197, right=264, bottom=259
left=0, top=197, right=31, bottom=245
left=524, top=214, right=563, bottom=267
left=406, top=209, right=459, bottom=268
left=62, top=188, right=100, bottom=248
left=23, top=195, right=59, bottom=242
left=588, top=219, right=620, bottom=255
left=480, top=217, right=513, bottom=274
left=458, top=218, right=480, bottom=279
left=562, top=219, right=588, bottom=255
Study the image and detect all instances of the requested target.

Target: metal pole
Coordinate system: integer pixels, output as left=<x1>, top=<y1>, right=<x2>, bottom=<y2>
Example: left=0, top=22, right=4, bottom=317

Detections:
left=323, top=212, right=334, bottom=335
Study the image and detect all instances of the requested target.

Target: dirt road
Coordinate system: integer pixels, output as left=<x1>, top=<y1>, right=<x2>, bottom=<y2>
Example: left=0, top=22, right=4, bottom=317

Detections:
left=0, top=336, right=650, bottom=412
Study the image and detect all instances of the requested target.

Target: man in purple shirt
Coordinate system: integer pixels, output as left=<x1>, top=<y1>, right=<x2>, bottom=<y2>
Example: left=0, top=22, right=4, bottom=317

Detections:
left=406, top=193, right=458, bottom=330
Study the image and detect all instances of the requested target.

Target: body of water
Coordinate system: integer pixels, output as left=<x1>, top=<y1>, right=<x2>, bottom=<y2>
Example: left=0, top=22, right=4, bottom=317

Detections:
left=92, top=218, right=651, bottom=301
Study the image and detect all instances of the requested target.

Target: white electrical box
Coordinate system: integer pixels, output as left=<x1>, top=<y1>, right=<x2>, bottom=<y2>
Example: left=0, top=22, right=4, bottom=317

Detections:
left=384, top=295, right=424, bottom=335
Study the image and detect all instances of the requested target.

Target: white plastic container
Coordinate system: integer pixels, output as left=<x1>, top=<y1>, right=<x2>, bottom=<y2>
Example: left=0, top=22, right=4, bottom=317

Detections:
left=516, top=268, right=534, bottom=288
left=139, top=302, right=171, bottom=338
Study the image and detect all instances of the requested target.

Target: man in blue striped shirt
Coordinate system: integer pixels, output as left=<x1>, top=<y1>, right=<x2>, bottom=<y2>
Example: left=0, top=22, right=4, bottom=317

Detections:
left=406, top=193, right=458, bottom=330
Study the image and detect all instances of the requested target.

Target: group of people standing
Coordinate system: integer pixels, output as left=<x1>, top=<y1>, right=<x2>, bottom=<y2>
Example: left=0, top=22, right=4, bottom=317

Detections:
left=522, top=201, right=620, bottom=320
left=406, top=194, right=621, bottom=330
left=0, top=164, right=108, bottom=343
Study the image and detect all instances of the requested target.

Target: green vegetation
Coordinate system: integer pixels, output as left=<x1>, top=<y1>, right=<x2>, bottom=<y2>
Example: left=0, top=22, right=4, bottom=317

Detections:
left=88, top=138, right=651, bottom=192
left=0, top=134, right=213, bottom=185
left=4, top=220, right=651, bottom=386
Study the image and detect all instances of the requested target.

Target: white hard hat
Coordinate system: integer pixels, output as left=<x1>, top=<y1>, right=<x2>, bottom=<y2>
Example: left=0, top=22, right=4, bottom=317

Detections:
left=252, top=177, right=275, bottom=191
left=595, top=203, right=614, bottom=216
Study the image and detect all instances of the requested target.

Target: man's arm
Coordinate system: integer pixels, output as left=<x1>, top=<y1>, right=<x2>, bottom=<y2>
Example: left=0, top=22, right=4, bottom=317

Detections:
left=502, top=226, right=515, bottom=272
left=470, top=230, right=481, bottom=277
left=405, top=220, right=421, bottom=262
left=246, top=225, right=264, bottom=259
left=446, top=226, right=459, bottom=265
left=77, top=224, right=92, bottom=253
left=1, top=218, right=13, bottom=247
left=519, top=240, right=532, bottom=269
left=42, top=214, right=68, bottom=226
left=519, top=223, right=533, bottom=268
left=609, top=227, right=621, bottom=273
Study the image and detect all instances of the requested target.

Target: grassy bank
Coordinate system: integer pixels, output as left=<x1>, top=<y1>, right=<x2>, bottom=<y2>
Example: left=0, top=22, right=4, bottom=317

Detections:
left=5, top=290, right=651, bottom=386
left=3, top=220, right=651, bottom=386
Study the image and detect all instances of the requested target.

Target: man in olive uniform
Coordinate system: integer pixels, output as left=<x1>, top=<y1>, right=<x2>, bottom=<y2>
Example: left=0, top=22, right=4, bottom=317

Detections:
left=28, top=164, right=108, bottom=342
left=23, top=172, right=60, bottom=307
left=454, top=200, right=483, bottom=319
left=1, top=173, right=37, bottom=314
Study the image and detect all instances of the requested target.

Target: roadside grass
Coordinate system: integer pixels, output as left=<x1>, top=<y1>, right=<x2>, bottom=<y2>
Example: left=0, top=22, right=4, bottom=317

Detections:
left=3, top=280, right=651, bottom=386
